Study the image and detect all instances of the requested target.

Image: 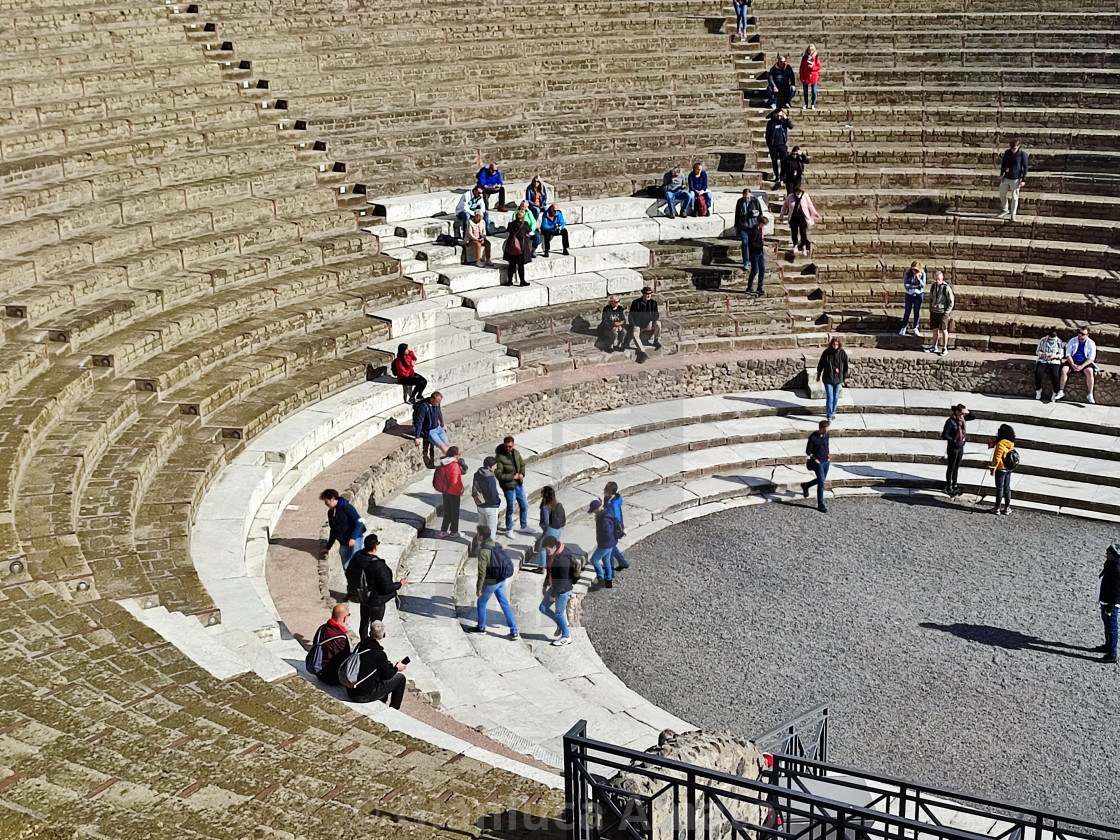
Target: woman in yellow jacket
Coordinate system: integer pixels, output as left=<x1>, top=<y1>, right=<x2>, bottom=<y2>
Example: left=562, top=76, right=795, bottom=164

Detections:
left=988, top=424, right=1016, bottom=515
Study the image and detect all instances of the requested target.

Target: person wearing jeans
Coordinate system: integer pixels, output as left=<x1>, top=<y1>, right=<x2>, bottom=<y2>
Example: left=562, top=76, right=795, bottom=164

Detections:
left=1097, top=544, right=1120, bottom=664
left=467, top=526, right=518, bottom=639
left=732, top=0, right=748, bottom=40
left=800, top=420, right=831, bottom=513
left=898, top=261, right=926, bottom=336
left=745, top=224, right=765, bottom=296
left=540, top=536, right=578, bottom=646
left=320, top=488, right=365, bottom=571
left=799, top=45, right=821, bottom=109
left=988, top=424, right=1016, bottom=515
left=587, top=499, right=624, bottom=588
left=815, top=337, right=848, bottom=421
left=537, top=486, right=566, bottom=569
left=939, top=404, right=975, bottom=497
left=495, top=436, right=529, bottom=532
left=661, top=167, right=692, bottom=217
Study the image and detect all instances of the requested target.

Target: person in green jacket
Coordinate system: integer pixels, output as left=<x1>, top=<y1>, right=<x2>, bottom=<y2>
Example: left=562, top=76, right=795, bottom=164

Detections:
left=925, top=271, right=955, bottom=357
left=465, top=525, right=518, bottom=639
left=495, top=436, right=529, bottom=533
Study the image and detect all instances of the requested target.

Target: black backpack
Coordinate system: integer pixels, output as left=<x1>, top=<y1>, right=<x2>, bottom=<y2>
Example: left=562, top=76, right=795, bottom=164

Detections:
left=1003, top=448, right=1021, bottom=471
left=345, top=554, right=373, bottom=603
left=485, top=541, right=514, bottom=582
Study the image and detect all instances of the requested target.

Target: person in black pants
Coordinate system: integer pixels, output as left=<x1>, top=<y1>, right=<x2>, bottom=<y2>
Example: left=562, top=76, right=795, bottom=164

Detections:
left=940, top=403, right=975, bottom=497
left=344, top=623, right=408, bottom=707
left=345, top=534, right=408, bottom=640
left=765, top=109, right=793, bottom=184
left=781, top=146, right=809, bottom=195
left=800, top=419, right=831, bottom=512
left=503, top=217, right=531, bottom=286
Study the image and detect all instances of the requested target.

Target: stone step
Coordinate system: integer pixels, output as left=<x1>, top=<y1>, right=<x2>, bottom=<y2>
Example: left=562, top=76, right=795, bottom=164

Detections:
left=368, top=295, right=468, bottom=335
left=118, top=599, right=252, bottom=680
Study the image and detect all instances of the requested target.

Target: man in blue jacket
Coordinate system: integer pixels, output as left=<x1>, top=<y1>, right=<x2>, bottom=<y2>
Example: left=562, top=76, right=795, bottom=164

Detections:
left=319, top=488, right=366, bottom=570
left=476, top=163, right=507, bottom=212
left=687, top=163, right=712, bottom=216
left=540, top=204, right=570, bottom=257
left=413, top=391, right=450, bottom=466
left=587, top=500, right=624, bottom=589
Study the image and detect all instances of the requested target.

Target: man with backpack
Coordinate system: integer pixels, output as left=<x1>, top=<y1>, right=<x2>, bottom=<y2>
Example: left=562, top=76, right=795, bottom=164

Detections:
left=345, top=534, right=408, bottom=641
left=338, top=621, right=407, bottom=706
left=539, top=535, right=580, bottom=647
left=465, top=525, right=519, bottom=639
left=472, top=456, right=503, bottom=535
left=307, top=604, right=352, bottom=686
left=587, top=500, right=624, bottom=589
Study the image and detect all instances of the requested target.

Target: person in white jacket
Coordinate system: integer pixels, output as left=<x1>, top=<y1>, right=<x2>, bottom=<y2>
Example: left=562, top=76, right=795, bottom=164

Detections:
left=1055, top=326, right=1098, bottom=404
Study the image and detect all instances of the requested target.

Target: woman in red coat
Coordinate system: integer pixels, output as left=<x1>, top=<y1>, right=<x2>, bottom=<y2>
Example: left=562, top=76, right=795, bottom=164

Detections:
left=433, top=446, right=466, bottom=538
left=799, top=44, right=821, bottom=110
left=391, top=343, right=426, bottom=404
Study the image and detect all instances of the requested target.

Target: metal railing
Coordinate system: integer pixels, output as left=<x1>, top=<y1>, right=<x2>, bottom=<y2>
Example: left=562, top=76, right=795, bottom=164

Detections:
left=752, top=702, right=829, bottom=768
left=564, top=721, right=1120, bottom=840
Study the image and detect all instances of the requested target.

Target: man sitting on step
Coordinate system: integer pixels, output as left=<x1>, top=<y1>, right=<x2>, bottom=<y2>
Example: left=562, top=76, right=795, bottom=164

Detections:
left=625, top=287, right=662, bottom=364
left=661, top=167, right=692, bottom=218
left=767, top=54, right=797, bottom=110
left=455, top=186, right=488, bottom=239
left=476, top=163, right=507, bottom=212
left=540, top=203, right=570, bottom=257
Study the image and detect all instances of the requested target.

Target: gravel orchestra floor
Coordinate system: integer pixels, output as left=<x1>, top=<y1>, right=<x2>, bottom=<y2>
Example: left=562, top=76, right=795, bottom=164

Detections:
left=582, top=495, right=1120, bottom=823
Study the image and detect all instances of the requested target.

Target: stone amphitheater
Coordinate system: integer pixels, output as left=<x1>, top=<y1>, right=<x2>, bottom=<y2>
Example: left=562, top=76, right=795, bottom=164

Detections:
left=0, top=0, right=1117, bottom=834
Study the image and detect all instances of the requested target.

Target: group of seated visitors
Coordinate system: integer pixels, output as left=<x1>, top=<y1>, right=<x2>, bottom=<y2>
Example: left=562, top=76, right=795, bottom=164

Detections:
left=660, top=163, right=713, bottom=218
left=1035, top=325, right=1100, bottom=404
left=599, top=287, right=662, bottom=364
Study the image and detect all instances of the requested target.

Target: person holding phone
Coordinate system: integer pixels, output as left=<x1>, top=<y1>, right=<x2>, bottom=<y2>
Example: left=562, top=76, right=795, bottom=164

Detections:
left=344, top=621, right=408, bottom=707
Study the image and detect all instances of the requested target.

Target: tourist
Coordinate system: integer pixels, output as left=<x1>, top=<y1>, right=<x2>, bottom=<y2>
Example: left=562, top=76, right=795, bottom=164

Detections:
left=898, top=260, right=926, bottom=337
left=587, top=500, right=624, bottom=589
left=539, top=535, right=578, bottom=646
left=732, top=0, right=748, bottom=41
left=1096, top=544, right=1120, bottom=664
left=537, top=486, right=566, bottom=571
left=466, top=525, right=519, bottom=639
left=525, top=175, right=547, bottom=222
left=1055, top=326, right=1097, bottom=404
left=940, top=403, right=975, bottom=497
left=513, top=201, right=541, bottom=255
left=503, top=212, right=532, bottom=287
left=997, top=139, right=1028, bottom=222
left=745, top=221, right=765, bottom=296
left=471, top=456, right=502, bottom=536
left=735, top=188, right=764, bottom=272
left=540, top=203, right=570, bottom=257
left=476, top=162, right=507, bottom=211
left=765, top=109, right=793, bottom=184
left=311, top=604, right=352, bottom=686
left=343, top=622, right=407, bottom=707
left=496, top=436, right=529, bottom=534
left=345, top=534, right=408, bottom=641
left=627, top=287, right=662, bottom=364
left=799, top=45, right=821, bottom=110
left=767, top=55, right=796, bottom=110
left=925, top=271, right=954, bottom=356
left=661, top=167, right=691, bottom=218
left=412, top=391, right=449, bottom=466
left=1034, top=327, right=1063, bottom=401
left=778, top=184, right=820, bottom=256
left=602, top=481, right=630, bottom=571
left=688, top=162, right=712, bottom=216
left=433, top=446, right=466, bottom=537
left=454, top=186, right=487, bottom=238
left=391, top=343, right=426, bottom=404
left=599, top=295, right=628, bottom=352
left=800, top=419, right=831, bottom=513
left=319, top=489, right=365, bottom=571
left=781, top=146, right=809, bottom=195
left=815, top=337, right=849, bottom=421
left=987, top=423, right=1016, bottom=515
left=465, top=209, right=493, bottom=267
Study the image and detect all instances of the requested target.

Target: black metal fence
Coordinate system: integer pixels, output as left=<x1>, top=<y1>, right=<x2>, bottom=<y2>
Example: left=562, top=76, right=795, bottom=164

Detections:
left=751, top=702, right=829, bottom=767
left=564, top=720, right=1120, bottom=840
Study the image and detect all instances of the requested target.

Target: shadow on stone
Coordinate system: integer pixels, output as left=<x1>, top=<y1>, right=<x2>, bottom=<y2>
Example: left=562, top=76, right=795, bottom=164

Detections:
left=476, top=809, right=566, bottom=840
left=919, top=622, right=1100, bottom=661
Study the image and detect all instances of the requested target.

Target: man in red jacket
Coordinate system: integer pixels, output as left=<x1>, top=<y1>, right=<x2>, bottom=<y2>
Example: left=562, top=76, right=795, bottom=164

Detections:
left=313, top=604, right=352, bottom=686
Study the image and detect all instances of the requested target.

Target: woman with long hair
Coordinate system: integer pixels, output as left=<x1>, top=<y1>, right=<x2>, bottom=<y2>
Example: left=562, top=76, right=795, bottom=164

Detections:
left=391, top=343, right=426, bottom=404
left=525, top=176, right=547, bottom=222
left=815, top=337, right=849, bottom=421
left=988, top=424, right=1016, bottom=515
left=799, top=44, right=821, bottom=109
left=503, top=211, right=532, bottom=286
left=536, top=486, right=567, bottom=570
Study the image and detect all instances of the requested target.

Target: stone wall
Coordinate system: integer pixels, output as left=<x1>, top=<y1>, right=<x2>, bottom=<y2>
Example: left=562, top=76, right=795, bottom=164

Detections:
left=343, top=352, right=1117, bottom=513
left=604, top=730, right=768, bottom=840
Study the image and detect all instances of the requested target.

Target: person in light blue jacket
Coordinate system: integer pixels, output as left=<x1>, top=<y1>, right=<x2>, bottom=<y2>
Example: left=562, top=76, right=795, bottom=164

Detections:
left=898, top=260, right=927, bottom=337
left=602, top=481, right=630, bottom=572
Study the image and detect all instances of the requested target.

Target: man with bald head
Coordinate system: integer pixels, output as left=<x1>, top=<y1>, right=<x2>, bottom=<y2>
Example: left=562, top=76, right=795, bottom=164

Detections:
left=312, top=603, right=352, bottom=686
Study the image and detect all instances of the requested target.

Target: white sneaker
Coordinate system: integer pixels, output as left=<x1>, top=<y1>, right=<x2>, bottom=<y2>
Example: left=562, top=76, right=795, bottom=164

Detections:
left=1035, top=389, right=1042, bottom=400
left=1009, top=215, right=1016, bottom=222
left=924, top=346, right=937, bottom=353
left=551, top=636, right=572, bottom=647
left=1087, top=394, right=1096, bottom=404
left=1053, top=390, right=1064, bottom=401
left=898, top=327, right=907, bottom=335
left=913, top=328, right=922, bottom=337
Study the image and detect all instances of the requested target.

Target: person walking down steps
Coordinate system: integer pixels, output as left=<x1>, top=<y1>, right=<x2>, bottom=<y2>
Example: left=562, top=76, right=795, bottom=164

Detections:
left=816, top=337, right=849, bottom=421
left=779, top=185, right=821, bottom=257
left=801, top=419, right=831, bottom=513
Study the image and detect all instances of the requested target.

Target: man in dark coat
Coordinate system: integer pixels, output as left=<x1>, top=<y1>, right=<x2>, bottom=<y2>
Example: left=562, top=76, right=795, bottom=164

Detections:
left=998, top=139, right=1029, bottom=222
left=1098, top=544, right=1120, bottom=664
left=344, top=621, right=407, bottom=706
left=765, top=109, right=794, bottom=184
left=345, top=534, right=408, bottom=640
left=767, top=55, right=796, bottom=110
left=312, top=604, right=352, bottom=686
